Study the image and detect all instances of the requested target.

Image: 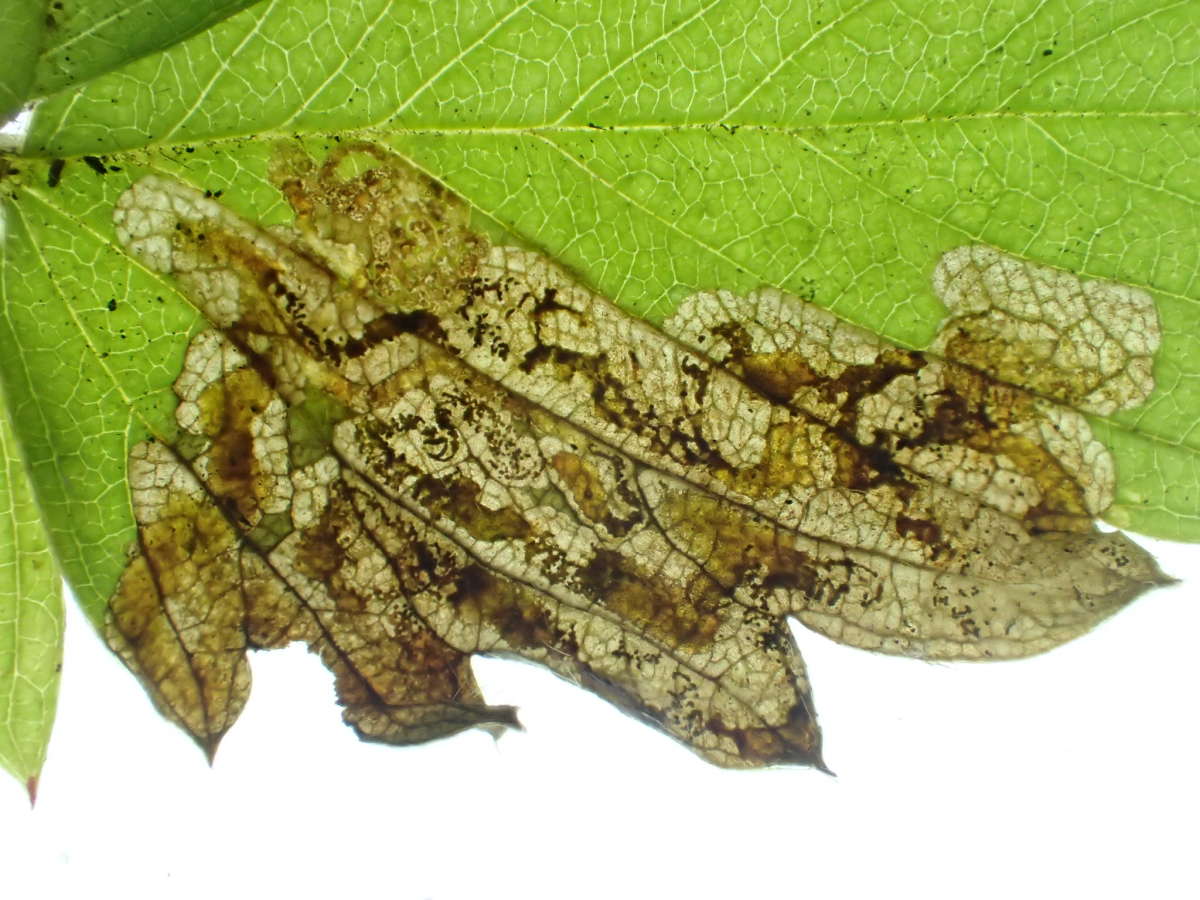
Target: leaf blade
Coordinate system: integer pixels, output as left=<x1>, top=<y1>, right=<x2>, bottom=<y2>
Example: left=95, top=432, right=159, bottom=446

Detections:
left=0, top=177, right=199, bottom=624
left=0, top=0, right=45, bottom=126
left=31, top=0, right=266, bottom=100
left=3, top=0, right=1197, bottom=642
left=0, top=346, right=63, bottom=798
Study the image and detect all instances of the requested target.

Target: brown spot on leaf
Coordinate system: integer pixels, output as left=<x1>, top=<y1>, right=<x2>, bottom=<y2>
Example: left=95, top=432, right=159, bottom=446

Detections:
left=448, top=564, right=559, bottom=650
left=411, top=473, right=532, bottom=542
left=740, top=352, right=822, bottom=403
left=896, top=515, right=949, bottom=560
left=551, top=450, right=610, bottom=522
left=194, top=367, right=279, bottom=524
left=707, top=700, right=823, bottom=769
left=578, top=548, right=721, bottom=650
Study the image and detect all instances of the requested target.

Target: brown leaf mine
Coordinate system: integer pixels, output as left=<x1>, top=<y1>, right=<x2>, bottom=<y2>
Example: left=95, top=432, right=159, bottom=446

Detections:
left=106, top=144, right=1168, bottom=768
left=931, top=245, right=1160, bottom=415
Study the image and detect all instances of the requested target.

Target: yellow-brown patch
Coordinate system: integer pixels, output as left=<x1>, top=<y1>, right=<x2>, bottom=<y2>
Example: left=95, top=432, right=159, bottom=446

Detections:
left=106, top=145, right=1167, bottom=770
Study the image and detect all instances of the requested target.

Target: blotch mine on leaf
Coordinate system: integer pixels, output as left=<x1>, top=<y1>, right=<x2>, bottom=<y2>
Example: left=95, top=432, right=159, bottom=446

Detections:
left=105, top=143, right=1168, bottom=769
left=931, top=244, right=1160, bottom=415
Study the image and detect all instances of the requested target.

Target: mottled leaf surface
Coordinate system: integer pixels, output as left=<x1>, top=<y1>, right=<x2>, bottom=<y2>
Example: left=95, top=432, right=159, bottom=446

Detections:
left=102, top=148, right=1165, bottom=766
left=0, top=0, right=1193, bottom=770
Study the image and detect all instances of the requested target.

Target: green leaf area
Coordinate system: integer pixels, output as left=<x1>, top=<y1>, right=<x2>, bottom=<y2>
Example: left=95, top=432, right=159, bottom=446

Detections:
left=0, top=1, right=42, bottom=124
left=0, top=365, right=62, bottom=800
left=2, top=0, right=264, bottom=124
left=3, top=0, right=1199, bottom=627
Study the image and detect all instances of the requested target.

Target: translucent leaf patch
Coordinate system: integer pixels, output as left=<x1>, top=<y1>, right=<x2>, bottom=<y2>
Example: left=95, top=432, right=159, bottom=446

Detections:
left=105, top=143, right=1168, bottom=769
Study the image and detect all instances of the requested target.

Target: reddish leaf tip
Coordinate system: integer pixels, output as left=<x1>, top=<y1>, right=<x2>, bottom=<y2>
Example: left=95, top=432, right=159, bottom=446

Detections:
left=25, top=774, right=38, bottom=807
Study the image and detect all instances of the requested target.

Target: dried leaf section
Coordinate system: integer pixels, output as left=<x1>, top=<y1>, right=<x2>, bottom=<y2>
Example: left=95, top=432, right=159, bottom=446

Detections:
left=106, top=144, right=1167, bottom=768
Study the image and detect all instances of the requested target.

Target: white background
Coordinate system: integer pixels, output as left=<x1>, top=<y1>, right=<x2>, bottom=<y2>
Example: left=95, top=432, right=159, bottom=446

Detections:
left=1, top=531, right=1195, bottom=900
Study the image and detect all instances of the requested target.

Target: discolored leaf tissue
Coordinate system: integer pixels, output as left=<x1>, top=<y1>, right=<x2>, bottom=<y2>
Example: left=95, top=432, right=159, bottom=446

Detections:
left=105, top=143, right=1168, bottom=768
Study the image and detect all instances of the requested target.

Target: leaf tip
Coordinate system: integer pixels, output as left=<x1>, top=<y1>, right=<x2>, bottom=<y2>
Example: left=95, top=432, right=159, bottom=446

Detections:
left=25, top=774, right=38, bottom=808
left=198, top=734, right=225, bottom=767
left=483, top=705, right=523, bottom=741
left=776, top=738, right=833, bottom=776
left=1154, top=567, right=1180, bottom=588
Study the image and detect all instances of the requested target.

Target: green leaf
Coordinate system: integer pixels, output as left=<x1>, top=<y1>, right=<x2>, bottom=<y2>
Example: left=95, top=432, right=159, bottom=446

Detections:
left=31, top=0, right=266, bottom=100
left=0, top=0, right=44, bottom=125
left=0, top=171, right=195, bottom=623
left=2, top=0, right=1199, bottom=647
left=0, top=341, right=63, bottom=801
left=1, top=1, right=263, bottom=127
